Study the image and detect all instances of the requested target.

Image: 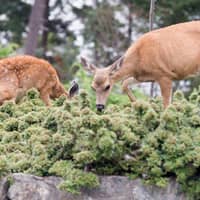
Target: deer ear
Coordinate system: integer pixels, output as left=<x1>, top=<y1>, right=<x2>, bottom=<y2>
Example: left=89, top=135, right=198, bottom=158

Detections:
left=68, top=81, right=79, bottom=98
left=80, top=57, right=96, bottom=74
left=109, top=56, right=124, bottom=76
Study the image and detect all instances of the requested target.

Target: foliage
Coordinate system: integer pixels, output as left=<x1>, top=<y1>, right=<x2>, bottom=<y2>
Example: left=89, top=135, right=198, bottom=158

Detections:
left=47, top=39, right=80, bottom=81
left=0, top=88, right=200, bottom=198
left=127, top=0, right=200, bottom=26
left=81, top=1, right=126, bottom=65
left=0, top=0, right=31, bottom=43
left=49, top=160, right=99, bottom=194
left=0, top=43, right=18, bottom=59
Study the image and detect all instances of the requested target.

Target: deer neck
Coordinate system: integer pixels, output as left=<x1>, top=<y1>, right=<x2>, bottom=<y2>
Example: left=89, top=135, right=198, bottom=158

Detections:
left=111, top=63, right=134, bottom=83
left=111, top=49, right=139, bottom=83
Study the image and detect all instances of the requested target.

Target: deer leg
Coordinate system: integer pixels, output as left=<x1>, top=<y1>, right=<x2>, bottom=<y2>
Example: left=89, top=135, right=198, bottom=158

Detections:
left=40, top=86, right=52, bottom=106
left=157, top=77, right=172, bottom=108
left=39, top=80, right=56, bottom=106
left=0, top=89, right=17, bottom=105
left=40, top=91, right=51, bottom=106
left=15, top=88, right=27, bottom=103
left=0, top=80, right=18, bottom=104
left=122, top=77, right=139, bottom=102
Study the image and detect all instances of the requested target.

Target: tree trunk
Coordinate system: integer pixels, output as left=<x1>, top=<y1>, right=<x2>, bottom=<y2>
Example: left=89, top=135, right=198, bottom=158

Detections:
left=149, top=0, right=155, bottom=31
left=94, top=41, right=99, bottom=65
left=149, top=0, right=155, bottom=97
left=127, top=3, right=133, bottom=47
left=41, top=0, right=50, bottom=58
left=24, top=0, right=48, bottom=55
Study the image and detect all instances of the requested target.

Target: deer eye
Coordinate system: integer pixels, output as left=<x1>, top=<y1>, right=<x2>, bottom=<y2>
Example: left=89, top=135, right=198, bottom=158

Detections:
left=104, top=85, right=110, bottom=91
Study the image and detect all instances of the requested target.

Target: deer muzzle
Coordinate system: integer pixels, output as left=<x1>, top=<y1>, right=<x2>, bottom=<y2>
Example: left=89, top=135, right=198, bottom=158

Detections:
left=96, top=104, right=105, bottom=112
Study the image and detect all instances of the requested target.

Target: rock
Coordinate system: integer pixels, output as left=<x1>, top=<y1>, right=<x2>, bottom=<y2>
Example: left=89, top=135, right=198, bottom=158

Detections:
left=0, top=176, right=10, bottom=200
left=83, top=176, right=187, bottom=200
left=7, top=173, right=75, bottom=200
left=0, top=173, right=188, bottom=200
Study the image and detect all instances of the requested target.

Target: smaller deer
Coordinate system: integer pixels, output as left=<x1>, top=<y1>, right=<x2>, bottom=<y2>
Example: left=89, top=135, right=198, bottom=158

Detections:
left=81, top=21, right=200, bottom=111
left=0, top=55, right=78, bottom=105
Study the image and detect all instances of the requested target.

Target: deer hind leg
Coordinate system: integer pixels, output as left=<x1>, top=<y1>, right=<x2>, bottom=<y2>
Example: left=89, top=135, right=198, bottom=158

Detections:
left=157, top=77, right=173, bottom=108
left=0, top=89, right=17, bottom=105
left=0, top=74, right=19, bottom=104
left=122, top=77, right=139, bottom=102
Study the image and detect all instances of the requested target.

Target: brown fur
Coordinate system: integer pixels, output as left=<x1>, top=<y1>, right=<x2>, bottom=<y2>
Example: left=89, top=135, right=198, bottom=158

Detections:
left=0, top=55, right=67, bottom=105
left=82, top=21, right=200, bottom=109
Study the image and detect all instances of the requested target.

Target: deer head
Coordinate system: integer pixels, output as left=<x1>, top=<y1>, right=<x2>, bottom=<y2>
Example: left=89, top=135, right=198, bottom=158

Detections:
left=81, top=56, right=124, bottom=111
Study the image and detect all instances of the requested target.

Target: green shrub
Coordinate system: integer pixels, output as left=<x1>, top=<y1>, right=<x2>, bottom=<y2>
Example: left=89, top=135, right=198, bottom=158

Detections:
left=0, top=43, right=18, bottom=59
left=49, top=160, right=99, bottom=194
left=0, top=88, right=199, bottom=198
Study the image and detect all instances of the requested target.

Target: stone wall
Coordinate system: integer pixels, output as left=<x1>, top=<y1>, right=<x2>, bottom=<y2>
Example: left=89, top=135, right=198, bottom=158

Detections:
left=0, top=173, right=187, bottom=200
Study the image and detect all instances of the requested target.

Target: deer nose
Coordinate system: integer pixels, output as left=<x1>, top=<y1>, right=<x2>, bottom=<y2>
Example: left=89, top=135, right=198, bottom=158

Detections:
left=96, top=104, right=105, bottom=112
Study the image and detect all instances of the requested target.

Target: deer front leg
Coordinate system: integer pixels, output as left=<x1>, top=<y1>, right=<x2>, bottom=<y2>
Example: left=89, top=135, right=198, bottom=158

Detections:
left=40, top=92, right=51, bottom=106
left=158, top=77, right=172, bottom=108
left=40, top=86, right=52, bottom=106
left=40, top=81, right=55, bottom=106
left=122, top=77, right=139, bottom=102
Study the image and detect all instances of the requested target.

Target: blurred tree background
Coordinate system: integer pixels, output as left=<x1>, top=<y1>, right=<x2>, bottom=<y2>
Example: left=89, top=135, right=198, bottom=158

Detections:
left=0, top=0, right=199, bottom=95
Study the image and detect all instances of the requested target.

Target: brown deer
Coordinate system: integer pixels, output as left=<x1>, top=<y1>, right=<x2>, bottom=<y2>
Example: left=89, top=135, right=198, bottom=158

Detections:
left=81, top=21, right=200, bottom=111
left=0, top=55, right=78, bottom=105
